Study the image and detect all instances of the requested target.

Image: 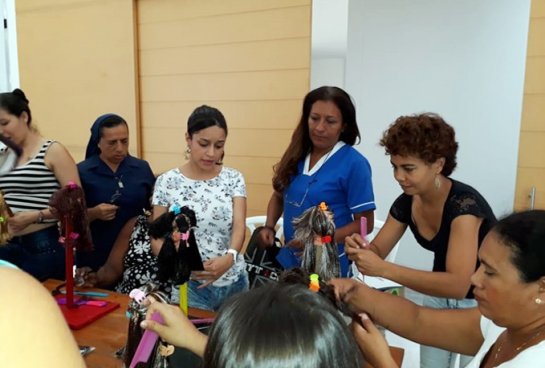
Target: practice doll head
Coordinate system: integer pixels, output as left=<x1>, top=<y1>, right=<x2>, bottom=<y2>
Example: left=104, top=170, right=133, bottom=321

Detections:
left=48, top=182, right=93, bottom=251
left=148, top=205, right=203, bottom=285
left=292, top=202, right=340, bottom=281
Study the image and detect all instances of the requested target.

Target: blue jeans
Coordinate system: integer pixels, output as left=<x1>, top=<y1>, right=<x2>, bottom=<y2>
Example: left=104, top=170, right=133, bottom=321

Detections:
left=188, top=272, right=249, bottom=312
left=420, top=295, right=477, bottom=368
left=0, top=226, right=65, bottom=281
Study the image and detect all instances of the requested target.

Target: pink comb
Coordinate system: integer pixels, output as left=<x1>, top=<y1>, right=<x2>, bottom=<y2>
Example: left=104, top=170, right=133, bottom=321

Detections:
left=360, top=217, right=367, bottom=239
left=360, top=217, right=370, bottom=250
left=129, top=311, right=164, bottom=368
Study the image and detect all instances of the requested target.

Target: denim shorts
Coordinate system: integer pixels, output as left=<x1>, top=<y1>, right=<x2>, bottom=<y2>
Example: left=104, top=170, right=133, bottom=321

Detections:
left=188, top=271, right=249, bottom=312
left=0, top=226, right=65, bottom=281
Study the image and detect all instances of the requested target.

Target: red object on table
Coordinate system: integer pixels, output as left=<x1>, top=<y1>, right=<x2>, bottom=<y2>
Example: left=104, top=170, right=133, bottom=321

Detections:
left=64, top=214, right=75, bottom=309
left=54, top=294, right=120, bottom=330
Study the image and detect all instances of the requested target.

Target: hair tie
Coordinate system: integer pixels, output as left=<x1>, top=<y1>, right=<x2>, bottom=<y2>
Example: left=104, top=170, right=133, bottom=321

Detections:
left=169, top=204, right=181, bottom=215
left=67, top=181, right=78, bottom=189
left=321, top=235, right=332, bottom=243
left=309, top=273, right=320, bottom=292
left=319, top=202, right=328, bottom=211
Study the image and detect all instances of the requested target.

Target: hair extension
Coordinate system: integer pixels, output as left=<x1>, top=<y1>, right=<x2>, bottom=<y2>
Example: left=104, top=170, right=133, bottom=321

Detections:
left=292, top=203, right=340, bottom=281
left=48, top=183, right=93, bottom=251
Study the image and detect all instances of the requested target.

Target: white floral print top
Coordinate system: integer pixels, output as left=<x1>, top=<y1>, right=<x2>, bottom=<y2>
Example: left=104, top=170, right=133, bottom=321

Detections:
left=152, top=167, right=247, bottom=287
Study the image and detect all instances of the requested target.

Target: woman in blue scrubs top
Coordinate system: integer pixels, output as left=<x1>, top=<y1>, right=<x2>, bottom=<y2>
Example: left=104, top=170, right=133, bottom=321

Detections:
left=77, top=114, right=155, bottom=271
left=258, top=86, right=376, bottom=277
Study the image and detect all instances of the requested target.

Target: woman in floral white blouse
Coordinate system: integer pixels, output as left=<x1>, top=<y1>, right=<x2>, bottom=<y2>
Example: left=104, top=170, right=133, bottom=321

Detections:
left=151, top=105, right=248, bottom=311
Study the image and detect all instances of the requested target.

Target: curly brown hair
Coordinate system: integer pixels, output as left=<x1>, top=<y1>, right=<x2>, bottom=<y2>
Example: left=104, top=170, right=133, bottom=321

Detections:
left=379, top=113, right=458, bottom=176
left=272, top=86, right=360, bottom=192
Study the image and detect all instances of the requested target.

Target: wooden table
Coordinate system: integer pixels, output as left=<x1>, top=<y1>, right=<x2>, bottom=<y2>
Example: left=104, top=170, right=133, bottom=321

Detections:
left=43, top=280, right=402, bottom=368
left=43, top=279, right=214, bottom=368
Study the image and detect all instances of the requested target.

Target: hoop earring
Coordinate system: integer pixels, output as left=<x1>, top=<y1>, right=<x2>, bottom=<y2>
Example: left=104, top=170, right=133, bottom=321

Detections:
left=184, top=147, right=191, bottom=160
left=435, top=175, right=441, bottom=190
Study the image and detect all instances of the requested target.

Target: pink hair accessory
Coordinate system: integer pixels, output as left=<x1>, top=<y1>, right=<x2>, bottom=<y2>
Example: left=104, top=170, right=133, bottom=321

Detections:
left=68, top=232, right=80, bottom=240
left=67, top=181, right=78, bottom=189
left=129, top=289, right=147, bottom=304
left=180, top=231, right=190, bottom=242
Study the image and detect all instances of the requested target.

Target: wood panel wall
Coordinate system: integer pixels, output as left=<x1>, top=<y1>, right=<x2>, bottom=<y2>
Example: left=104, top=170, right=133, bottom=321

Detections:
left=515, top=0, right=545, bottom=210
left=15, top=0, right=139, bottom=161
left=136, top=0, right=311, bottom=216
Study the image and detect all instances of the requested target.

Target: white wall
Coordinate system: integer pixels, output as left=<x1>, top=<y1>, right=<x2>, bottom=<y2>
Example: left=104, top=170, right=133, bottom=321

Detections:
left=0, top=0, right=19, bottom=92
left=341, top=0, right=531, bottom=270
left=310, top=0, right=348, bottom=89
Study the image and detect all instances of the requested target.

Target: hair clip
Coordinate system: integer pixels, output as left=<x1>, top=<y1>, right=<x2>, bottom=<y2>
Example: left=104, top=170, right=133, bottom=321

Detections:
left=169, top=204, right=181, bottom=215
left=0, top=216, right=5, bottom=223
left=129, top=289, right=147, bottom=304
left=321, top=235, right=332, bottom=243
left=67, top=181, right=78, bottom=189
left=319, top=202, right=328, bottom=211
left=180, top=231, right=190, bottom=242
left=309, top=273, right=320, bottom=292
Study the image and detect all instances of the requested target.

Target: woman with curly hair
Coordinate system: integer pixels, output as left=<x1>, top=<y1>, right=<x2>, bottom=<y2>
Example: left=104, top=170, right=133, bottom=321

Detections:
left=345, top=113, right=496, bottom=368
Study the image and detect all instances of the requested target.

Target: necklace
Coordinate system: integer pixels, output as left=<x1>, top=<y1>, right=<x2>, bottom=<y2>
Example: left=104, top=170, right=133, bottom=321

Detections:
left=493, top=328, right=545, bottom=363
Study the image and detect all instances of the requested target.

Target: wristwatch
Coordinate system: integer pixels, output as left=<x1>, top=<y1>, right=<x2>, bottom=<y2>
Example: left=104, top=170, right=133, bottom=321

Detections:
left=226, top=248, right=238, bottom=263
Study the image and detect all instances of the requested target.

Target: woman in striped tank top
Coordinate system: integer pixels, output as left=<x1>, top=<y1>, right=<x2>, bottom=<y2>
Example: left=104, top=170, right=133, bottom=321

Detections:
left=0, top=89, right=81, bottom=281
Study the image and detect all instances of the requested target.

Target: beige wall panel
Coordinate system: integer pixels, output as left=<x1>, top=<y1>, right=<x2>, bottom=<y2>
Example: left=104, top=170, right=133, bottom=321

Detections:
left=140, top=38, right=310, bottom=76
left=138, top=0, right=309, bottom=23
left=138, top=0, right=311, bottom=216
left=140, top=70, right=309, bottom=102
left=518, top=131, right=545, bottom=168
left=141, top=100, right=301, bottom=130
left=16, top=0, right=139, bottom=163
left=246, top=183, right=275, bottom=214
left=143, top=127, right=292, bottom=158
left=139, top=6, right=310, bottom=49
left=228, top=156, right=278, bottom=185
left=527, top=18, right=545, bottom=56
left=531, top=0, right=545, bottom=17
left=143, top=152, right=184, bottom=176
left=514, top=167, right=545, bottom=210
left=524, top=56, right=545, bottom=94
left=521, top=94, right=545, bottom=130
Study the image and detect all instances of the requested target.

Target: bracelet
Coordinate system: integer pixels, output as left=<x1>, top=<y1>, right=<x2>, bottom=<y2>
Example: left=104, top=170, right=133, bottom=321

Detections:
left=226, top=248, right=238, bottom=263
left=36, top=210, right=44, bottom=224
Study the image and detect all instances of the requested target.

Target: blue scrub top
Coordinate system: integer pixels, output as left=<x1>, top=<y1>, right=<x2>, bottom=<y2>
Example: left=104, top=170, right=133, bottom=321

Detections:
left=77, top=155, right=155, bottom=270
left=280, top=144, right=376, bottom=276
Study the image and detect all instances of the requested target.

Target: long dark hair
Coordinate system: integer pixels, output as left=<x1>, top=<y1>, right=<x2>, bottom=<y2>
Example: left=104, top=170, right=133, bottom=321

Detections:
left=203, top=277, right=363, bottom=368
left=272, top=86, right=360, bottom=192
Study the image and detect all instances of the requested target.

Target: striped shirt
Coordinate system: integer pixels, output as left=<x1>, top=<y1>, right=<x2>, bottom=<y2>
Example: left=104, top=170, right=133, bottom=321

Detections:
left=0, top=140, right=60, bottom=213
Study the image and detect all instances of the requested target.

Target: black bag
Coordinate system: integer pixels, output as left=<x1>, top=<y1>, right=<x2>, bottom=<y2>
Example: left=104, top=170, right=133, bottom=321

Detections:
left=244, top=226, right=284, bottom=288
